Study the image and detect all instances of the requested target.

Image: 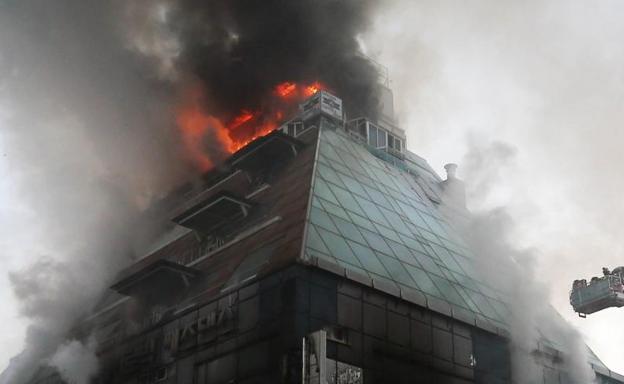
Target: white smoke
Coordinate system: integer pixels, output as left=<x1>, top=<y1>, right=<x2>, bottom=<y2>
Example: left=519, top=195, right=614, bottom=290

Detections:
left=49, top=338, right=99, bottom=384
left=0, top=2, right=188, bottom=382
left=449, top=140, right=595, bottom=383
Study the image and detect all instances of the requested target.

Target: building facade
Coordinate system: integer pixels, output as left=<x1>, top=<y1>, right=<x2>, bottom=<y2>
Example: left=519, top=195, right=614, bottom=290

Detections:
left=30, top=91, right=623, bottom=384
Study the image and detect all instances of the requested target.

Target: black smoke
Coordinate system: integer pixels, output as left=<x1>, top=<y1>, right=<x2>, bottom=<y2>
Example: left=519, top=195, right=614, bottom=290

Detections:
left=167, top=0, right=381, bottom=119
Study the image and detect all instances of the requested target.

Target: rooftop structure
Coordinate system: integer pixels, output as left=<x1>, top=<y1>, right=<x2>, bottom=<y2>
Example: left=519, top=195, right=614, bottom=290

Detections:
left=26, top=90, right=623, bottom=384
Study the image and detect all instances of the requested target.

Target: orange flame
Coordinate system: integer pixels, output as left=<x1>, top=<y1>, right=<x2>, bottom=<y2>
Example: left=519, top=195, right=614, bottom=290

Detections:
left=275, top=82, right=297, bottom=98
left=176, top=87, right=233, bottom=172
left=176, top=81, right=328, bottom=172
left=228, top=110, right=255, bottom=130
left=304, top=82, right=323, bottom=97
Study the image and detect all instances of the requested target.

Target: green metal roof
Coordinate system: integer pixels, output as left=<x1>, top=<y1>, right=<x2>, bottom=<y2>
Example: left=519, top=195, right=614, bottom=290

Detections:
left=301, top=124, right=623, bottom=379
left=303, top=126, right=509, bottom=331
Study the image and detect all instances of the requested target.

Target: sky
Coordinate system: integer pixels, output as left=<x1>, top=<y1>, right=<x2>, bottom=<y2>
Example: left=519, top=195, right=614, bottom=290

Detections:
left=1, top=0, right=623, bottom=378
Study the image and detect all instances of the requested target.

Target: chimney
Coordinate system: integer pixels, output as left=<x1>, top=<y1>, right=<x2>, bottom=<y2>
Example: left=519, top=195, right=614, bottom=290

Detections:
left=440, top=163, right=466, bottom=210
left=444, top=163, right=458, bottom=180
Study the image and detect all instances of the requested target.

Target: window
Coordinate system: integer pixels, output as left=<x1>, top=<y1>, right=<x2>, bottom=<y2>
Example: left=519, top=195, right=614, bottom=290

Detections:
left=367, top=123, right=388, bottom=149
left=388, top=134, right=402, bottom=152
left=358, top=119, right=367, bottom=138
left=294, top=121, right=305, bottom=135
left=368, top=124, right=378, bottom=147
left=377, top=128, right=387, bottom=148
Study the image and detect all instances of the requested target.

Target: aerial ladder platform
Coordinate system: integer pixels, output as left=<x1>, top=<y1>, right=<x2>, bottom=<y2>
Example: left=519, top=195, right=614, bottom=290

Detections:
left=570, top=266, right=624, bottom=317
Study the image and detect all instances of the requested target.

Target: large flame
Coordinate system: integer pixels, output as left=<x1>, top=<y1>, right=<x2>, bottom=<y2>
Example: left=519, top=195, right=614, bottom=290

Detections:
left=176, top=81, right=327, bottom=171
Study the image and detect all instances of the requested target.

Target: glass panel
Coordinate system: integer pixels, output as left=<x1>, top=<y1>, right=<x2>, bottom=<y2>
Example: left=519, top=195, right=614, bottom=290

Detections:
left=317, top=227, right=362, bottom=267
left=313, top=178, right=340, bottom=205
left=430, top=244, right=465, bottom=274
left=319, top=141, right=341, bottom=162
left=453, top=254, right=479, bottom=277
left=309, top=207, right=339, bottom=232
left=358, top=120, right=367, bottom=138
left=420, top=229, right=441, bottom=245
left=317, top=163, right=346, bottom=188
left=368, top=124, right=378, bottom=147
left=362, top=185, right=393, bottom=210
left=354, top=196, right=390, bottom=227
left=318, top=198, right=351, bottom=222
left=332, top=161, right=353, bottom=177
left=337, top=172, right=369, bottom=198
left=347, top=240, right=390, bottom=277
left=311, top=196, right=323, bottom=209
left=468, top=290, right=502, bottom=321
left=377, top=128, right=387, bottom=148
left=373, top=223, right=402, bottom=243
left=488, top=297, right=510, bottom=321
left=307, top=225, right=329, bottom=253
left=439, top=267, right=458, bottom=283
left=454, top=284, right=481, bottom=313
left=412, top=252, right=444, bottom=276
left=331, top=215, right=367, bottom=245
left=346, top=166, right=374, bottom=188
left=347, top=211, right=377, bottom=232
left=358, top=227, right=394, bottom=256
left=327, top=183, right=366, bottom=216
left=430, top=274, right=468, bottom=308
left=380, top=206, right=412, bottom=235
left=398, top=233, right=427, bottom=254
left=376, top=253, right=416, bottom=287
left=403, top=263, right=442, bottom=297
left=421, top=213, right=449, bottom=238
left=339, top=152, right=369, bottom=177
left=452, top=272, right=481, bottom=292
left=386, top=240, right=415, bottom=265
left=396, top=201, right=429, bottom=229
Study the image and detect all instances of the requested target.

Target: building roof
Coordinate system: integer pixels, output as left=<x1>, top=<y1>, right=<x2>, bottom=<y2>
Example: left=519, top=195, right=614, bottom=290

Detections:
left=300, top=124, right=624, bottom=379
left=302, top=126, right=509, bottom=334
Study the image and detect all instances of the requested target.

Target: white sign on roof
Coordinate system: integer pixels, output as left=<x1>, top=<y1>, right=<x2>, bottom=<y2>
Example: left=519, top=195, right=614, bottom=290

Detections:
left=300, top=90, right=343, bottom=121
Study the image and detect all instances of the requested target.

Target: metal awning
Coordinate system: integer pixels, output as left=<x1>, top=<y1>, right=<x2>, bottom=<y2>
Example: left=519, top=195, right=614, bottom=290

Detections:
left=228, top=131, right=305, bottom=171
left=111, top=259, right=200, bottom=296
left=171, top=169, right=250, bottom=221
left=172, top=191, right=253, bottom=232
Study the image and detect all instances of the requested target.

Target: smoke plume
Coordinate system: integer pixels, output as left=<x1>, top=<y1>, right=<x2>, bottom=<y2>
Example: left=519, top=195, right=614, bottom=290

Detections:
left=448, top=141, right=594, bottom=383
left=0, top=0, right=382, bottom=382
left=122, top=0, right=382, bottom=119
left=50, top=338, right=99, bottom=384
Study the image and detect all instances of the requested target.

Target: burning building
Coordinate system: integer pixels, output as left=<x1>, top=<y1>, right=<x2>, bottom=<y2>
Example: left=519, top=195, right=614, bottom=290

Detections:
left=21, top=86, right=624, bottom=384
